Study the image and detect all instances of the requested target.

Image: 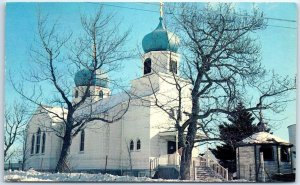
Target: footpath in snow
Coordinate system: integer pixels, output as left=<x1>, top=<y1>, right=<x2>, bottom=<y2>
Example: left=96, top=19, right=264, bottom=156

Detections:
left=4, top=170, right=248, bottom=182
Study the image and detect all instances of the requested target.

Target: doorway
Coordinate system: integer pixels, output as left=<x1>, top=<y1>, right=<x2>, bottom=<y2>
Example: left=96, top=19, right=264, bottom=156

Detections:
left=167, top=141, right=176, bottom=154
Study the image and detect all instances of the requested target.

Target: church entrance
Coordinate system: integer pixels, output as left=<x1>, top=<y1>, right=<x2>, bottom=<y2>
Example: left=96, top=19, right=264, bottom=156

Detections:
left=167, top=141, right=176, bottom=154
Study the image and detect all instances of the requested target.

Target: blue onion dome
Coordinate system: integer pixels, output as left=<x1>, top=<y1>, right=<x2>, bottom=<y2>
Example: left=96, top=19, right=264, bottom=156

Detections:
left=74, top=68, right=108, bottom=88
left=142, top=17, right=180, bottom=53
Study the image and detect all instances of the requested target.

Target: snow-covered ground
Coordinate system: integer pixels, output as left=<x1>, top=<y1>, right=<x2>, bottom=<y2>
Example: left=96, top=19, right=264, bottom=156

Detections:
left=4, top=170, right=248, bottom=182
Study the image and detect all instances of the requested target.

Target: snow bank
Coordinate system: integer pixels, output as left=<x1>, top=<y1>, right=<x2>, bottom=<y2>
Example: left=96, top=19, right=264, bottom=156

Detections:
left=4, top=170, right=152, bottom=182
left=4, top=170, right=243, bottom=182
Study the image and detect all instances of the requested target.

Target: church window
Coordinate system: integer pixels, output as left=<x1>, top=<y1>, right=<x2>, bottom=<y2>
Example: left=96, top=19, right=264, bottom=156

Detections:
left=80, top=130, right=85, bottom=152
left=41, top=132, right=46, bottom=154
left=169, top=60, right=177, bottom=74
left=86, top=90, right=90, bottom=97
left=280, top=146, right=290, bottom=162
left=169, top=108, right=175, bottom=118
left=31, top=134, right=35, bottom=154
left=260, top=146, right=274, bottom=161
left=137, top=139, right=141, bottom=150
left=99, top=90, right=103, bottom=99
left=144, top=58, right=151, bottom=75
left=130, top=140, right=134, bottom=151
left=36, top=128, right=41, bottom=154
left=75, top=90, right=78, bottom=98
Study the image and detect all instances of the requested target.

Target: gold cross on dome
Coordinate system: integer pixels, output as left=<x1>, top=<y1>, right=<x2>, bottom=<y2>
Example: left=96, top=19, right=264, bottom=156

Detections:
left=160, top=0, right=164, bottom=18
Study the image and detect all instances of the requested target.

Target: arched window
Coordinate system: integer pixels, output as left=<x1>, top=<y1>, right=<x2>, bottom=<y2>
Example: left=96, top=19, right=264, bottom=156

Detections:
left=31, top=134, right=35, bottom=154
left=99, top=90, right=104, bottom=99
left=144, top=58, right=151, bottom=75
left=80, top=130, right=85, bottom=151
left=86, top=90, right=91, bottom=97
left=169, top=108, right=175, bottom=119
left=35, top=128, right=41, bottom=154
left=41, top=133, right=46, bottom=154
left=169, top=60, right=177, bottom=74
left=137, top=139, right=141, bottom=150
left=130, top=140, right=134, bottom=151
left=260, top=146, right=274, bottom=161
left=75, top=90, right=78, bottom=98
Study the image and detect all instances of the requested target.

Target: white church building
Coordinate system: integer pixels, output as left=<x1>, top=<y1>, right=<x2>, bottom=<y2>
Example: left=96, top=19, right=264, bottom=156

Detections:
left=24, top=13, right=202, bottom=177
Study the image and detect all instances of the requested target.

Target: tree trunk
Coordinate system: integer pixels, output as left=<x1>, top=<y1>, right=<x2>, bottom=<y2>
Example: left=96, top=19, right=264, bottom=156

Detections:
left=55, top=127, right=72, bottom=172
left=180, top=145, right=193, bottom=180
left=179, top=99, right=199, bottom=180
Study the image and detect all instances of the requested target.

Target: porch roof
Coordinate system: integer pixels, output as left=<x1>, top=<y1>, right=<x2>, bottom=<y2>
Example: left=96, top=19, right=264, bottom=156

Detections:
left=158, top=130, right=206, bottom=140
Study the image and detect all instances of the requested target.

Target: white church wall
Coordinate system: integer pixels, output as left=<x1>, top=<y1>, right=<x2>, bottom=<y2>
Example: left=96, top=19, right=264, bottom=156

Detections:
left=131, top=74, right=160, bottom=98
left=25, top=110, right=62, bottom=171
left=69, top=121, right=106, bottom=170
left=68, top=98, right=151, bottom=171
left=121, top=98, right=151, bottom=170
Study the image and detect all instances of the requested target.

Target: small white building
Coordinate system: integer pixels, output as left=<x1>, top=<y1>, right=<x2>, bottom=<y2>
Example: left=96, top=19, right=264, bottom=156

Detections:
left=287, top=124, right=296, bottom=172
left=236, top=132, right=293, bottom=182
left=24, top=15, right=201, bottom=177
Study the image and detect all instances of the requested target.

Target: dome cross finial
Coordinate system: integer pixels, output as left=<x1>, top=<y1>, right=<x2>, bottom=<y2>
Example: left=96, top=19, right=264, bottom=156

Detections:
left=160, top=0, right=164, bottom=18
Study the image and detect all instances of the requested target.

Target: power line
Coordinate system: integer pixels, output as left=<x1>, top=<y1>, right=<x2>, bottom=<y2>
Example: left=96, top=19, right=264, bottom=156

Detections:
left=88, top=2, right=296, bottom=30
left=267, top=25, right=296, bottom=29
left=134, top=2, right=297, bottom=23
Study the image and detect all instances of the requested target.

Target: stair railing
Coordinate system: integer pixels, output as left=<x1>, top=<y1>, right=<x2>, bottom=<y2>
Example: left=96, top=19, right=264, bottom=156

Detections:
left=195, top=156, right=229, bottom=181
left=150, top=157, right=159, bottom=171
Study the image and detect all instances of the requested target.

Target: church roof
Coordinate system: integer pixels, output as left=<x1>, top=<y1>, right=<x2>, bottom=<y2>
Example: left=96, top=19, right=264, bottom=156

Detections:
left=74, top=92, right=131, bottom=118
left=142, top=17, right=180, bottom=53
left=238, top=132, right=291, bottom=146
left=44, top=106, right=68, bottom=123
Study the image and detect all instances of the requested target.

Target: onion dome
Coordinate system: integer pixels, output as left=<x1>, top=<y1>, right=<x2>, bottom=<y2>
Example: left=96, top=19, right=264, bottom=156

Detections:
left=74, top=68, right=108, bottom=88
left=142, top=17, right=180, bottom=53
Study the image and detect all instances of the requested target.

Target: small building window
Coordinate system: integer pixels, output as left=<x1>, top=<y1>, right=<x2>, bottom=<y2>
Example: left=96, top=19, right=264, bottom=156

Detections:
left=260, top=146, right=274, bottom=161
left=31, top=134, right=35, bottom=154
left=144, top=58, right=151, bottom=75
left=130, top=140, right=134, bottom=151
left=169, top=60, right=177, bottom=74
left=75, top=90, right=78, bottom=98
left=80, top=130, right=85, bottom=152
left=36, top=128, right=41, bottom=154
left=280, top=146, right=290, bottom=162
left=99, top=90, right=103, bottom=99
left=137, top=139, right=141, bottom=150
left=41, top=133, right=46, bottom=154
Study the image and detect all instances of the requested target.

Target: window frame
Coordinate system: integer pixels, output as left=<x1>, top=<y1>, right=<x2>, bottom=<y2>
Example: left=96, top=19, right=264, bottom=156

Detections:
left=144, top=58, right=152, bottom=75
left=280, top=146, right=290, bottom=162
left=129, top=140, right=134, bottom=151
left=137, top=139, right=141, bottom=151
left=260, top=145, right=274, bottom=161
left=86, top=90, right=91, bottom=97
left=80, top=130, right=85, bottom=152
left=35, top=128, right=41, bottom=154
left=99, top=90, right=104, bottom=99
left=41, top=132, right=46, bottom=154
left=31, top=134, right=35, bottom=155
left=169, top=60, right=177, bottom=74
left=75, top=90, right=78, bottom=98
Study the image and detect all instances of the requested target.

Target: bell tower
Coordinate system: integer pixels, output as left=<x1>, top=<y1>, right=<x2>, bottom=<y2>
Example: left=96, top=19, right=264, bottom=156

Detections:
left=73, top=68, right=111, bottom=103
left=141, top=2, right=180, bottom=76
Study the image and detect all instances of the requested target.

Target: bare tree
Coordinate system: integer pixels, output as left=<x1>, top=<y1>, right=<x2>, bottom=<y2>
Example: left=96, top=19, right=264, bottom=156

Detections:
left=11, top=7, right=131, bottom=172
left=141, top=3, right=296, bottom=180
left=4, top=102, right=28, bottom=163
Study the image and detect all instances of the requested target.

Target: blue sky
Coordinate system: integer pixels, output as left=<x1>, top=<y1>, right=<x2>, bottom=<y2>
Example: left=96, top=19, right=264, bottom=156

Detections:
left=5, top=2, right=297, bottom=141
